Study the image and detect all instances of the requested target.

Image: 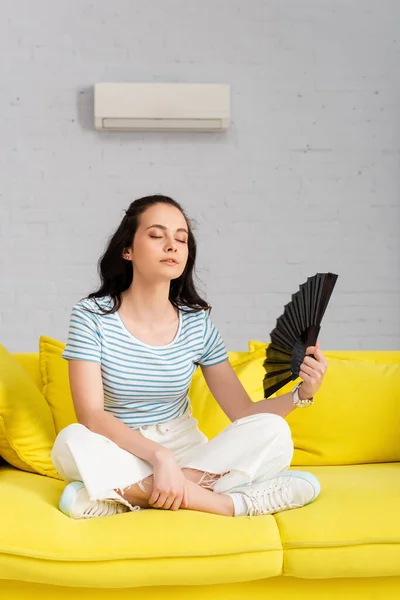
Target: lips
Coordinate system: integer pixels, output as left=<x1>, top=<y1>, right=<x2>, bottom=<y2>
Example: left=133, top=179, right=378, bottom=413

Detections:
left=161, top=259, right=178, bottom=264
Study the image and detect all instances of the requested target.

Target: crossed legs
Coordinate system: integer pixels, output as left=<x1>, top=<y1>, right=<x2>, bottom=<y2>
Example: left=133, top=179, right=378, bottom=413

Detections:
left=115, top=468, right=234, bottom=516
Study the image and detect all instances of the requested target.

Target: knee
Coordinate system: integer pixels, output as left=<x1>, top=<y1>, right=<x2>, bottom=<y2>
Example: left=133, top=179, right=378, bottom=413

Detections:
left=260, top=411, right=292, bottom=439
left=263, top=414, right=294, bottom=464
left=236, top=412, right=291, bottom=437
left=52, top=422, right=88, bottom=450
left=258, top=412, right=292, bottom=437
left=238, top=412, right=293, bottom=457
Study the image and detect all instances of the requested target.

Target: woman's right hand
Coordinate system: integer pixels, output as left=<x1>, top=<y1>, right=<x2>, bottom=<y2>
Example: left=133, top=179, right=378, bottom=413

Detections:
left=149, top=449, right=189, bottom=511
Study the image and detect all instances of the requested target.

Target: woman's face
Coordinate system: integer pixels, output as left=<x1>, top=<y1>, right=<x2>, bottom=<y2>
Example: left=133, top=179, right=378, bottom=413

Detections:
left=125, top=203, right=189, bottom=280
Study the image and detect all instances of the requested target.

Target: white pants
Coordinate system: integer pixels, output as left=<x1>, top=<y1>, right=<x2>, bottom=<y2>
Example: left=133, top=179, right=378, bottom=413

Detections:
left=51, top=410, right=294, bottom=511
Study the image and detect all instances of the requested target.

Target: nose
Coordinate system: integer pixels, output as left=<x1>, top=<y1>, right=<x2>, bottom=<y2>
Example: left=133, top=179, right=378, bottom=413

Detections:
left=164, top=237, right=178, bottom=252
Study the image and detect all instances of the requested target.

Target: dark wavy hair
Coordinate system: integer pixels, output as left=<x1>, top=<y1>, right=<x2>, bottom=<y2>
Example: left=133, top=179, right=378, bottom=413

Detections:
left=82, top=194, right=211, bottom=315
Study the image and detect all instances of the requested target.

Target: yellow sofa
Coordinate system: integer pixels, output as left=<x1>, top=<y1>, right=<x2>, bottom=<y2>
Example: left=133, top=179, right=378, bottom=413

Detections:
left=1, top=341, right=400, bottom=600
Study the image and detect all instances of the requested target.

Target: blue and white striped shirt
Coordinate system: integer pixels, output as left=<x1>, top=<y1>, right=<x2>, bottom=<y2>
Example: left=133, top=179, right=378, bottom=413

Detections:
left=62, top=296, right=228, bottom=428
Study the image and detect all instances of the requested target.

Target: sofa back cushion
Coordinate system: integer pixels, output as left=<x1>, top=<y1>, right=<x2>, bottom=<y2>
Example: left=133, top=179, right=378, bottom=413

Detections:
left=34, top=337, right=400, bottom=467
left=248, top=340, right=400, bottom=465
left=0, top=344, right=61, bottom=479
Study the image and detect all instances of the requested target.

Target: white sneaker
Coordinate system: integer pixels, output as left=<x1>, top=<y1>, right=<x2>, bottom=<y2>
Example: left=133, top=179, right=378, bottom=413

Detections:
left=231, top=470, right=321, bottom=517
left=59, top=481, right=132, bottom=519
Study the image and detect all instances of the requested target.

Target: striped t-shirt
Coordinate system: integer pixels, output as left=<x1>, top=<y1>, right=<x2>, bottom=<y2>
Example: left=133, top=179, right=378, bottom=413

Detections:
left=62, top=296, right=228, bottom=428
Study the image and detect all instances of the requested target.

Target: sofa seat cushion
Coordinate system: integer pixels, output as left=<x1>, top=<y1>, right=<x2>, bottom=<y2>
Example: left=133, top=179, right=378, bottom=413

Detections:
left=275, top=463, right=400, bottom=578
left=0, top=466, right=283, bottom=588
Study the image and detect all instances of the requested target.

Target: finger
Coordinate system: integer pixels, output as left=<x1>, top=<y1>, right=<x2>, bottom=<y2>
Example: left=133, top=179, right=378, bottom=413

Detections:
left=148, top=490, right=160, bottom=506
left=305, top=354, right=327, bottom=373
left=303, top=355, right=320, bottom=369
left=301, top=368, right=322, bottom=387
left=156, top=494, right=170, bottom=509
left=183, top=485, right=189, bottom=508
left=162, top=494, right=178, bottom=511
left=299, top=370, right=312, bottom=384
left=305, top=350, right=326, bottom=369
left=301, top=363, right=313, bottom=375
left=302, top=361, right=324, bottom=376
left=315, top=347, right=328, bottom=368
left=171, top=495, right=183, bottom=511
left=152, top=492, right=168, bottom=509
left=301, top=365, right=319, bottom=381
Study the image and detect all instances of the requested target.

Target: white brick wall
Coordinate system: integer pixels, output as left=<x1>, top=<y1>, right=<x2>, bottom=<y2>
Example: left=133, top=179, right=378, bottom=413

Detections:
left=0, top=0, right=399, bottom=352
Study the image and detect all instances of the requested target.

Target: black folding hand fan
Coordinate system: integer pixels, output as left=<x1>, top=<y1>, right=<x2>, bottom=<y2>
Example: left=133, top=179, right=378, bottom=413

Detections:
left=263, top=272, right=338, bottom=398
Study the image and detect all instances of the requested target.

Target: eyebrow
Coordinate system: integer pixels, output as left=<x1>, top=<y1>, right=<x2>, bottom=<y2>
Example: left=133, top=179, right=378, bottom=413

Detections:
left=146, top=224, right=188, bottom=234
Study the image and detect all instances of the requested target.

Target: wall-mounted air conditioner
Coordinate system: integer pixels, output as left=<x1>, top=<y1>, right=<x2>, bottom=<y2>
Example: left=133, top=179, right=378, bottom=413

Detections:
left=94, top=82, right=230, bottom=132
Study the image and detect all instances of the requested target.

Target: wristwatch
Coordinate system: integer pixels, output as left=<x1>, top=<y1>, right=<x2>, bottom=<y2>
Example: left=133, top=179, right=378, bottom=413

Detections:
left=292, top=381, right=314, bottom=408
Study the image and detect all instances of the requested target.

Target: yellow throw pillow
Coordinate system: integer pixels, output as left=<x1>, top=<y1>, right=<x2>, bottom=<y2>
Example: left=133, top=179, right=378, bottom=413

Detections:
left=282, top=357, right=400, bottom=465
left=0, top=344, right=61, bottom=479
left=39, top=336, right=78, bottom=434
left=247, top=340, right=400, bottom=464
left=248, top=340, right=268, bottom=353
left=189, top=347, right=276, bottom=440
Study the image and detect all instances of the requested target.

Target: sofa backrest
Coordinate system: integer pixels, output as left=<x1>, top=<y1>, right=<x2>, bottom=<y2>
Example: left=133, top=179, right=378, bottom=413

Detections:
left=12, top=348, right=400, bottom=467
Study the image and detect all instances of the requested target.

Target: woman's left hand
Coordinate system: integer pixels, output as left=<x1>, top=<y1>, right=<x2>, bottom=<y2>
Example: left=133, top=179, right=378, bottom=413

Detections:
left=298, top=341, right=328, bottom=400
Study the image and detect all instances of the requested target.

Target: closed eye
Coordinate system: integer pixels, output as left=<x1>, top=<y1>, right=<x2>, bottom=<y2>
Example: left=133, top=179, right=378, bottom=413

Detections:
left=150, top=235, right=187, bottom=243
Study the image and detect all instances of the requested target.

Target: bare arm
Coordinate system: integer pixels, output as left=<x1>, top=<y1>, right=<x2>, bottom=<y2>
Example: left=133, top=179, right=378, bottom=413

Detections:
left=67, top=360, right=171, bottom=466
left=201, top=360, right=298, bottom=420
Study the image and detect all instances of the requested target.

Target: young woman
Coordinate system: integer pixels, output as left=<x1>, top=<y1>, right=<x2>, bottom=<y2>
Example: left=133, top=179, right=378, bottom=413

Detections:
left=51, top=194, right=327, bottom=519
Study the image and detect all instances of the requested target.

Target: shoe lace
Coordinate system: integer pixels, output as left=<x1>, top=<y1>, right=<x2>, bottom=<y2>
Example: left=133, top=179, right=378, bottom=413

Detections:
left=245, top=481, right=299, bottom=517
left=82, top=499, right=127, bottom=518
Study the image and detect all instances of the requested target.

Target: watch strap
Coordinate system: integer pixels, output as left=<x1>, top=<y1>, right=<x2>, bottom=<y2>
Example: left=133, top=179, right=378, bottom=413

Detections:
left=292, top=381, right=314, bottom=408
